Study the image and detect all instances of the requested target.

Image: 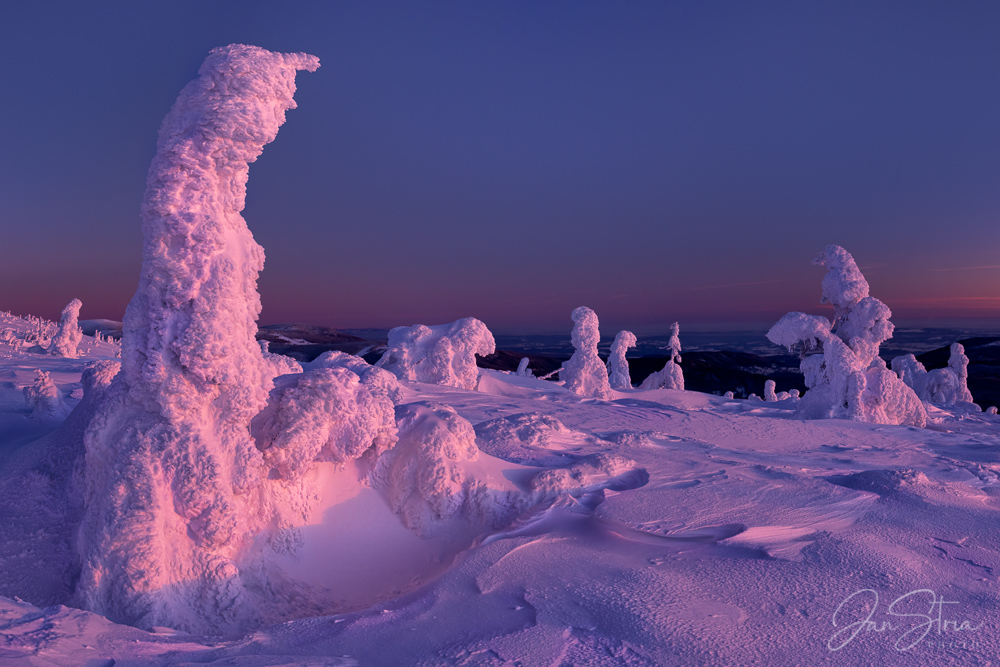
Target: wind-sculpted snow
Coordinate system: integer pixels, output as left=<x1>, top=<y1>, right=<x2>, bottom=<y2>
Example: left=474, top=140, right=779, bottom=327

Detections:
left=474, top=412, right=605, bottom=466
left=76, top=45, right=320, bottom=633
left=606, top=330, right=636, bottom=389
left=768, top=246, right=925, bottom=427
left=48, top=299, right=82, bottom=358
left=376, top=317, right=495, bottom=390
left=640, top=321, right=684, bottom=391
left=561, top=307, right=612, bottom=399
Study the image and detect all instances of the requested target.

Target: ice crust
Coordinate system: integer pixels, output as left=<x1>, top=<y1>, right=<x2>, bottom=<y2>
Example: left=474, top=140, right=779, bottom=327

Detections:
left=376, top=317, right=495, bottom=390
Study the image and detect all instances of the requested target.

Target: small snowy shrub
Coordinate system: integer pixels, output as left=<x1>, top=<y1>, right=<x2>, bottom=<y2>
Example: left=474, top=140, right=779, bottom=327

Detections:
left=376, top=317, right=495, bottom=390
left=23, top=369, right=65, bottom=419
left=640, top=322, right=684, bottom=390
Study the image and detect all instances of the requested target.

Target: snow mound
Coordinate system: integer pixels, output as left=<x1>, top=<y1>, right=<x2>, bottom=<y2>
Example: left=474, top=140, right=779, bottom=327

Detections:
left=251, top=367, right=397, bottom=480
left=528, top=453, right=649, bottom=495
left=48, top=299, right=83, bottom=358
left=824, top=469, right=930, bottom=496
left=376, top=317, right=495, bottom=390
left=311, top=350, right=404, bottom=404
left=562, top=307, right=612, bottom=399
left=371, top=402, right=513, bottom=536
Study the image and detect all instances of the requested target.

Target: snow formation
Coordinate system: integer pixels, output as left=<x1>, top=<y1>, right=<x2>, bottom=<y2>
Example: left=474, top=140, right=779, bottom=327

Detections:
left=640, top=322, right=684, bottom=390
left=561, top=307, right=612, bottom=399
left=515, top=357, right=533, bottom=377
left=23, top=369, right=65, bottom=420
left=48, top=298, right=82, bottom=358
left=76, top=45, right=323, bottom=634
left=606, top=330, right=636, bottom=389
left=764, top=379, right=778, bottom=402
left=376, top=317, right=495, bottom=390
left=767, top=245, right=925, bottom=426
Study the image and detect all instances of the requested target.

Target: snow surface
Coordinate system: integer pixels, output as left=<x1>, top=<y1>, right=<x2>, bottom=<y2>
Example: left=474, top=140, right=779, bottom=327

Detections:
left=3, top=330, right=1000, bottom=664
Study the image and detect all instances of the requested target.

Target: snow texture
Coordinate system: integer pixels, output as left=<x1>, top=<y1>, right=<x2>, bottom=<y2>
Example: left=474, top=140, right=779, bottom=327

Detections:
left=561, top=307, right=612, bottom=399
left=376, top=317, right=495, bottom=390
left=767, top=245, right=925, bottom=427
left=250, top=367, right=397, bottom=480
left=48, top=299, right=82, bottom=358
left=76, top=45, right=320, bottom=634
left=606, top=330, right=636, bottom=389
left=311, top=350, right=404, bottom=404
left=640, top=322, right=684, bottom=390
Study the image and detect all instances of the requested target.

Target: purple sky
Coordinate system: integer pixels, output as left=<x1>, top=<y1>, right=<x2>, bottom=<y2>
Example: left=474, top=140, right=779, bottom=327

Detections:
left=2, top=1, right=999, bottom=334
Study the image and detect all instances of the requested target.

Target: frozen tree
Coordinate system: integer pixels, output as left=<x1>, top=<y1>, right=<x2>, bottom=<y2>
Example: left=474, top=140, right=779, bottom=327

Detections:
left=376, top=317, right=495, bottom=390
left=515, top=357, right=533, bottom=377
left=764, top=380, right=778, bottom=402
left=767, top=245, right=925, bottom=427
left=23, top=370, right=65, bottom=420
left=561, top=307, right=612, bottom=399
left=987, top=406, right=998, bottom=415
left=724, top=391, right=734, bottom=399
left=77, top=45, right=324, bottom=634
left=640, top=322, right=684, bottom=390
left=48, top=298, right=83, bottom=358
left=606, top=330, right=636, bottom=389
left=893, top=343, right=976, bottom=409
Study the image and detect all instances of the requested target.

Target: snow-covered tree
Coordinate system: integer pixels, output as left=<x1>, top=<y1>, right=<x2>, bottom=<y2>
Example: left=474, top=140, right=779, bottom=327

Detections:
left=606, top=330, right=637, bottom=389
left=640, top=322, right=684, bottom=390
left=561, top=307, right=612, bottom=399
left=767, top=245, right=925, bottom=427
left=376, top=317, right=495, bottom=390
left=515, top=357, right=533, bottom=377
left=48, top=298, right=82, bottom=358
left=77, top=45, right=327, bottom=634
left=764, top=379, right=778, bottom=402
left=892, top=343, right=977, bottom=409
left=23, top=369, right=64, bottom=419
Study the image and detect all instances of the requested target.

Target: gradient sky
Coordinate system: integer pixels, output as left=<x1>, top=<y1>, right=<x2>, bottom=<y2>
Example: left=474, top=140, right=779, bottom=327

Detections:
left=2, top=1, right=999, bottom=334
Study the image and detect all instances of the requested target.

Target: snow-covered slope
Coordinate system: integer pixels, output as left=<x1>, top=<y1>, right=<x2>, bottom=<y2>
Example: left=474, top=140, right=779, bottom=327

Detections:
left=2, top=322, right=998, bottom=664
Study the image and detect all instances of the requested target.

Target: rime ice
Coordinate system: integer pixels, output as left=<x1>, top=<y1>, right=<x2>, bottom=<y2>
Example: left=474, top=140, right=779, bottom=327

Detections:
left=76, top=45, right=321, bottom=633
left=561, top=307, right=612, bottom=400
left=376, top=318, right=495, bottom=390
left=48, top=299, right=82, bottom=358
left=767, top=245, right=925, bottom=427
left=607, top=330, right=636, bottom=389
left=641, top=322, right=684, bottom=391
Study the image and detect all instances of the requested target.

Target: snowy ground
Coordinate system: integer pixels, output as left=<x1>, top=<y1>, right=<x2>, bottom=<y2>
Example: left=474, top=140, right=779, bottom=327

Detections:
left=2, top=311, right=999, bottom=666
